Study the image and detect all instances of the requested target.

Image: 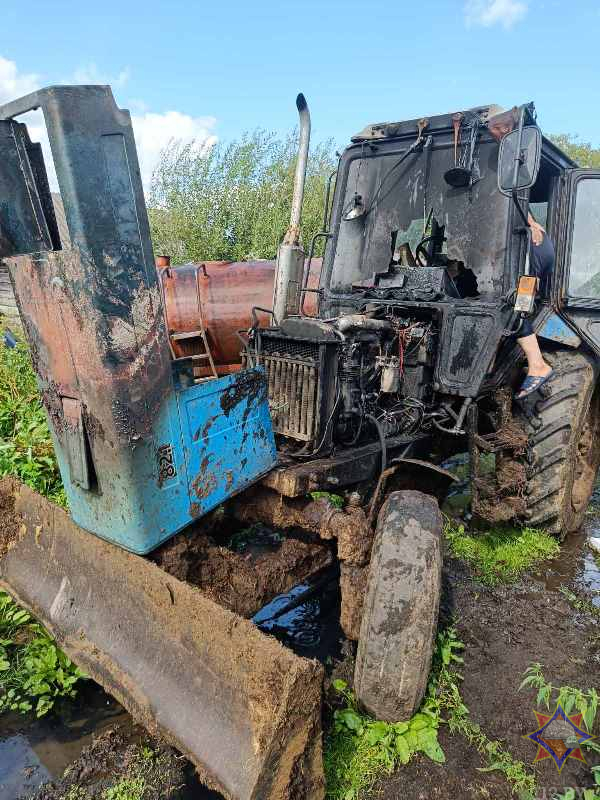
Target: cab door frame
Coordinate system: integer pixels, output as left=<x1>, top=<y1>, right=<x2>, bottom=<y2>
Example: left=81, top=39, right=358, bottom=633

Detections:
left=555, top=168, right=600, bottom=357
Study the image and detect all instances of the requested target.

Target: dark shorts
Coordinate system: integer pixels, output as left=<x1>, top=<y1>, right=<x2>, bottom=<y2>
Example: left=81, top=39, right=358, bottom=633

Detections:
left=520, top=233, right=555, bottom=337
left=530, top=233, right=555, bottom=283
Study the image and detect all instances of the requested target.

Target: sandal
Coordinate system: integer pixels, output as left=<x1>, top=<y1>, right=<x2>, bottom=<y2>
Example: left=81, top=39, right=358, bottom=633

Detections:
left=515, top=369, right=554, bottom=399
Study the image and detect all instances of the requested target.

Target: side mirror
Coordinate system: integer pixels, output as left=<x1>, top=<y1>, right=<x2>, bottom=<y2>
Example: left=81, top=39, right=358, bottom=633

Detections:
left=498, top=126, right=542, bottom=196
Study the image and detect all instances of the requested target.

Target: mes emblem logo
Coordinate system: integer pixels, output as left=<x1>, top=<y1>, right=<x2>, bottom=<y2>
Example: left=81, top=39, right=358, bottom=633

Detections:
left=156, top=443, right=177, bottom=485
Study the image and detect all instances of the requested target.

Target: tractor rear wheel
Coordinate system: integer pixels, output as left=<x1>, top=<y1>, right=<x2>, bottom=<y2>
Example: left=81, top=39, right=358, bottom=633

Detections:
left=516, top=349, right=600, bottom=538
left=354, top=490, right=443, bottom=722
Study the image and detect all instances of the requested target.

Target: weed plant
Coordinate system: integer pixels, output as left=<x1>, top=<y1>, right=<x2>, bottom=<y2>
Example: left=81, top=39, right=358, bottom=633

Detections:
left=521, top=665, right=600, bottom=800
left=0, top=330, right=66, bottom=505
left=428, top=627, right=537, bottom=798
left=323, top=631, right=453, bottom=799
left=521, top=664, right=598, bottom=734
left=324, top=626, right=536, bottom=799
left=560, top=586, right=600, bottom=621
left=0, top=592, right=85, bottom=716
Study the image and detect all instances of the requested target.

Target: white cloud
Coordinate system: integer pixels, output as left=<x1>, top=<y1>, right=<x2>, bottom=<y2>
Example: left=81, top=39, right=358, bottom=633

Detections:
left=0, top=56, right=40, bottom=103
left=132, top=111, right=218, bottom=191
left=0, top=57, right=48, bottom=187
left=0, top=55, right=217, bottom=195
left=464, top=0, right=528, bottom=28
left=69, top=63, right=131, bottom=89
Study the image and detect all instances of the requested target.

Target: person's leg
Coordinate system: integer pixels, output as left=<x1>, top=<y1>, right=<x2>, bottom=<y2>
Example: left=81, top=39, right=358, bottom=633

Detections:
left=515, top=232, right=555, bottom=396
left=517, top=333, right=552, bottom=378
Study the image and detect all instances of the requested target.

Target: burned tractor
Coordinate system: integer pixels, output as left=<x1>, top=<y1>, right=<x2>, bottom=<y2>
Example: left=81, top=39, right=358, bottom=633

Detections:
left=241, top=98, right=600, bottom=540
left=1, top=85, right=600, bottom=799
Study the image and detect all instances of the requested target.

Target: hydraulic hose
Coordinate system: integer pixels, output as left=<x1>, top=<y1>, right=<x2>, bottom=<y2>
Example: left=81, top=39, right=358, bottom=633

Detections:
left=366, top=414, right=388, bottom=477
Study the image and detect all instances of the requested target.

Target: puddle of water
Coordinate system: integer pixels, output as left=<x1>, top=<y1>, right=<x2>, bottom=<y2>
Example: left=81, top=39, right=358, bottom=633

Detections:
left=0, top=683, right=130, bottom=799
left=536, top=523, right=599, bottom=603
left=0, top=682, right=220, bottom=800
left=253, top=566, right=344, bottom=663
left=0, top=562, right=341, bottom=800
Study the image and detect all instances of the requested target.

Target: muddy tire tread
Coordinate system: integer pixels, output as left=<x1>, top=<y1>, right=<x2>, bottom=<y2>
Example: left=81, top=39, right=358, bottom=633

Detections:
left=354, top=490, right=442, bottom=722
left=519, top=350, right=599, bottom=536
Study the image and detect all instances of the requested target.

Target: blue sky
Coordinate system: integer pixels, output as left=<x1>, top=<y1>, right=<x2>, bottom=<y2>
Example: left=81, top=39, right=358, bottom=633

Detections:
left=1, top=0, right=599, bottom=188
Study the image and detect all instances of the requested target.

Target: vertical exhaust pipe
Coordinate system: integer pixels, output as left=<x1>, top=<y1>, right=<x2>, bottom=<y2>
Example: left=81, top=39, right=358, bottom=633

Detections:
left=272, top=93, right=311, bottom=323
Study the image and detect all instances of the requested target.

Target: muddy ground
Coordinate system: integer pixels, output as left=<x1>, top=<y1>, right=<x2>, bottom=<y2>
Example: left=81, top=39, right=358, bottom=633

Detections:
left=1, top=478, right=599, bottom=799
left=27, top=729, right=197, bottom=800
left=376, top=552, right=599, bottom=799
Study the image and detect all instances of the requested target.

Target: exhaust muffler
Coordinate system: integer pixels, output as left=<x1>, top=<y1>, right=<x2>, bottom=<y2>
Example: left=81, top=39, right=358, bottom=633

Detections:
left=272, top=93, right=311, bottom=323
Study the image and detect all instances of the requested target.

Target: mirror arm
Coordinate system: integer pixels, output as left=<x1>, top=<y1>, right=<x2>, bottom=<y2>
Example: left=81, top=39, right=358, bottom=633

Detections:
left=511, top=188, right=529, bottom=227
left=510, top=106, right=527, bottom=191
left=523, top=227, right=532, bottom=276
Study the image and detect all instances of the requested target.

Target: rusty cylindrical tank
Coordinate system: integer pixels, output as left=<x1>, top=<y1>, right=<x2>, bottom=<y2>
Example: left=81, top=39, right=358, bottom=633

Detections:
left=158, top=259, right=321, bottom=375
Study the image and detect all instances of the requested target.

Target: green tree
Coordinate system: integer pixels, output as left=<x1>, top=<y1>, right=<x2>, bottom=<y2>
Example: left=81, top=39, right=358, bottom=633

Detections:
left=148, top=130, right=336, bottom=264
left=549, top=134, right=600, bottom=168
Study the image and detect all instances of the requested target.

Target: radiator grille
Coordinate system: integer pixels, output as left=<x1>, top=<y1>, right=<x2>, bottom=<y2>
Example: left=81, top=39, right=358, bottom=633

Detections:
left=260, top=337, right=319, bottom=361
left=244, top=338, right=320, bottom=442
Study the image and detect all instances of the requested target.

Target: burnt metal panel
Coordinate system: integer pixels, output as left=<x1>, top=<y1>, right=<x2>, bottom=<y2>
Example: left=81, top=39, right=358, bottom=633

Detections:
left=435, top=306, right=506, bottom=397
left=0, top=86, right=156, bottom=287
left=1, top=86, right=277, bottom=553
left=0, top=120, right=53, bottom=255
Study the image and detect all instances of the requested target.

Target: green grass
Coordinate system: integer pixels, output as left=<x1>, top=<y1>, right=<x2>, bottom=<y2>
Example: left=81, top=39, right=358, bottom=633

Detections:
left=0, top=329, right=66, bottom=505
left=103, top=777, right=147, bottom=800
left=0, top=332, right=84, bottom=717
left=444, top=518, right=560, bottom=585
left=0, top=591, right=85, bottom=717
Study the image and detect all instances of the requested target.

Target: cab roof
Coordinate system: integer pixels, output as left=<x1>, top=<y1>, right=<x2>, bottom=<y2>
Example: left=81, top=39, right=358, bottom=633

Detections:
left=351, top=102, right=576, bottom=170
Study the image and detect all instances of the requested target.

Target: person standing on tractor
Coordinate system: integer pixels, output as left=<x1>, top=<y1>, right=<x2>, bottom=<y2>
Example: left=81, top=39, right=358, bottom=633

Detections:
left=488, top=108, right=555, bottom=399
left=514, top=213, right=555, bottom=398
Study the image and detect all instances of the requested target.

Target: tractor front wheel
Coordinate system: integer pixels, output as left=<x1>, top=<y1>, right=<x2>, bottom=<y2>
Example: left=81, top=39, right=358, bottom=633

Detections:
left=354, top=490, right=443, bottom=721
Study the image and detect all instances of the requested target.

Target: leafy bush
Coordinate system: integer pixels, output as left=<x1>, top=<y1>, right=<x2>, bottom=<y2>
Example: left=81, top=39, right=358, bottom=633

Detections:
left=0, top=331, right=66, bottom=505
left=0, top=591, right=85, bottom=716
left=148, top=130, right=336, bottom=264
left=324, top=626, right=536, bottom=799
left=310, top=491, right=345, bottom=508
left=444, top=518, right=560, bottom=585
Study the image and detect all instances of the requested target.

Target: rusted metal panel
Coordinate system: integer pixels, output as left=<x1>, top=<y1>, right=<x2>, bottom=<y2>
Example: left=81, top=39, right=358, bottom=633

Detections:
left=158, top=260, right=321, bottom=372
left=0, top=479, right=325, bottom=800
